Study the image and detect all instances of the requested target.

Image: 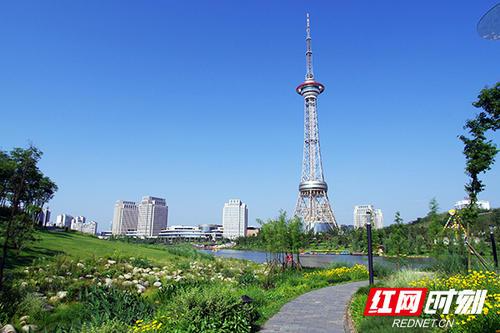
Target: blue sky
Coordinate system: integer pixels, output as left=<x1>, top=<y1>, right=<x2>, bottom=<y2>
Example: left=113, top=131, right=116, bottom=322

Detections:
left=0, top=1, right=499, bottom=231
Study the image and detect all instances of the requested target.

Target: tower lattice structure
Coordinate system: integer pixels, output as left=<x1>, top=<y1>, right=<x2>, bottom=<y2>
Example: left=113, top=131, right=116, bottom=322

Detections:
left=294, top=14, right=338, bottom=232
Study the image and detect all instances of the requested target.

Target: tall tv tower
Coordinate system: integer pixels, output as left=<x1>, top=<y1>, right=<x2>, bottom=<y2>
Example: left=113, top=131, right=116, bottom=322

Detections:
left=294, top=13, right=338, bottom=232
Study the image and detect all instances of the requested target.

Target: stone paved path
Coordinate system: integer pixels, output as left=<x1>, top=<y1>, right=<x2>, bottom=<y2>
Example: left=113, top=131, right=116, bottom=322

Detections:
left=259, top=280, right=368, bottom=333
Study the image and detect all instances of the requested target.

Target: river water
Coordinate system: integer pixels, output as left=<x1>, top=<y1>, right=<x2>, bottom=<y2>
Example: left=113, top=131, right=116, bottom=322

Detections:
left=200, top=249, right=433, bottom=269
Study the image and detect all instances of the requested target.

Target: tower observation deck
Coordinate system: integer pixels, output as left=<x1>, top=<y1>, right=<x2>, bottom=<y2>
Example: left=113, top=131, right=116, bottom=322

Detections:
left=294, top=14, right=338, bottom=232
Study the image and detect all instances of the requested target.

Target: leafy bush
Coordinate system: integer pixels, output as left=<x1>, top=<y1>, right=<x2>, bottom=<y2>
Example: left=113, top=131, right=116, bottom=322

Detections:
left=14, top=292, right=46, bottom=323
left=237, top=270, right=258, bottom=286
left=80, top=319, right=130, bottom=333
left=133, top=284, right=259, bottom=333
left=81, top=285, right=154, bottom=325
left=154, top=279, right=207, bottom=303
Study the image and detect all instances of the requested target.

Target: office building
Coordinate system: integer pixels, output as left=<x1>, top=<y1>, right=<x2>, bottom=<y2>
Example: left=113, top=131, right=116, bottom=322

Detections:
left=354, top=205, right=383, bottom=229
left=158, top=224, right=223, bottom=241
left=137, top=196, right=168, bottom=237
left=70, top=216, right=86, bottom=229
left=55, top=214, right=73, bottom=228
left=112, top=200, right=139, bottom=235
left=38, top=207, right=51, bottom=226
left=71, top=220, right=98, bottom=235
left=222, top=199, right=248, bottom=239
left=454, top=199, right=491, bottom=211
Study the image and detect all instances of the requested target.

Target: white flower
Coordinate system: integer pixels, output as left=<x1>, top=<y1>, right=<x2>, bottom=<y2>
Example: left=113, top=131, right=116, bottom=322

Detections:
left=105, top=278, right=113, bottom=287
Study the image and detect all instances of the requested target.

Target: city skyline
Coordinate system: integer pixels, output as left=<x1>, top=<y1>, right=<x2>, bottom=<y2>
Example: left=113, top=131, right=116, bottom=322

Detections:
left=1, top=1, right=499, bottom=231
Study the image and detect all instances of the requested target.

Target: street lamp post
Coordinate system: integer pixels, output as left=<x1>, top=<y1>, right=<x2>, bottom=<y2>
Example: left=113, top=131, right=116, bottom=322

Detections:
left=366, top=211, right=374, bottom=285
left=490, top=225, right=498, bottom=269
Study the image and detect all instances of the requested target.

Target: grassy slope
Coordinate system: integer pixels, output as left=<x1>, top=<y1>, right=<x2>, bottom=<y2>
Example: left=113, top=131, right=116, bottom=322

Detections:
left=13, top=230, right=193, bottom=270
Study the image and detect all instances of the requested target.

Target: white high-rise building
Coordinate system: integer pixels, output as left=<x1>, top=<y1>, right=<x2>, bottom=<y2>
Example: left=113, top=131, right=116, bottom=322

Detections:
left=454, top=199, right=491, bottom=211
left=137, top=196, right=168, bottom=237
left=222, top=199, right=248, bottom=239
left=354, top=205, right=383, bottom=229
left=55, top=214, right=73, bottom=228
left=70, top=216, right=86, bottom=230
left=38, top=207, right=51, bottom=226
left=112, top=200, right=139, bottom=235
left=71, top=220, right=98, bottom=235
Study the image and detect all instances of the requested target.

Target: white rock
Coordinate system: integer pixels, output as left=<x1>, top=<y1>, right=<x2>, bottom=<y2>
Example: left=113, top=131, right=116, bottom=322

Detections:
left=107, top=260, right=116, bottom=265
left=49, top=296, right=59, bottom=303
left=136, top=284, right=146, bottom=293
left=1, top=324, right=16, bottom=333
left=56, top=291, right=67, bottom=299
left=76, top=263, right=85, bottom=268
left=104, top=278, right=113, bottom=287
left=153, top=281, right=162, bottom=287
left=122, top=281, right=133, bottom=287
left=123, top=273, right=132, bottom=280
left=21, top=325, right=37, bottom=333
left=19, top=315, right=29, bottom=323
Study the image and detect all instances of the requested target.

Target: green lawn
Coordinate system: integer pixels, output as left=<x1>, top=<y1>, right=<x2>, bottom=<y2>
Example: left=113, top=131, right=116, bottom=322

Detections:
left=11, top=229, right=205, bottom=270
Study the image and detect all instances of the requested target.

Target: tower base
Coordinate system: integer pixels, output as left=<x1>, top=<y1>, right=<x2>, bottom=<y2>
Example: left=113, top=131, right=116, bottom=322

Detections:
left=294, top=190, right=338, bottom=232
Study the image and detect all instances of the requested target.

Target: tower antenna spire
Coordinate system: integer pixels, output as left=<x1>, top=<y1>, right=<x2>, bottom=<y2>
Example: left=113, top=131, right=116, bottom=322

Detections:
left=305, top=13, right=314, bottom=80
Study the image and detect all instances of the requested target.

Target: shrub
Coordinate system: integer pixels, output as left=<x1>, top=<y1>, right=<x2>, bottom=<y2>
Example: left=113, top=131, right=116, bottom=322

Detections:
left=14, top=293, right=46, bottom=323
left=237, top=270, right=258, bottom=286
left=133, top=284, right=260, bottom=333
left=80, top=319, right=130, bottom=333
left=81, top=285, right=154, bottom=326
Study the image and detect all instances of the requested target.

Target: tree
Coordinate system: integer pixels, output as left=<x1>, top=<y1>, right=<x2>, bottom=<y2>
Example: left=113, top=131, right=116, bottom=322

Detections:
left=427, top=198, right=442, bottom=251
left=459, top=83, right=499, bottom=269
left=0, top=146, right=57, bottom=290
left=387, top=212, right=407, bottom=268
left=259, top=212, right=308, bottom=270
